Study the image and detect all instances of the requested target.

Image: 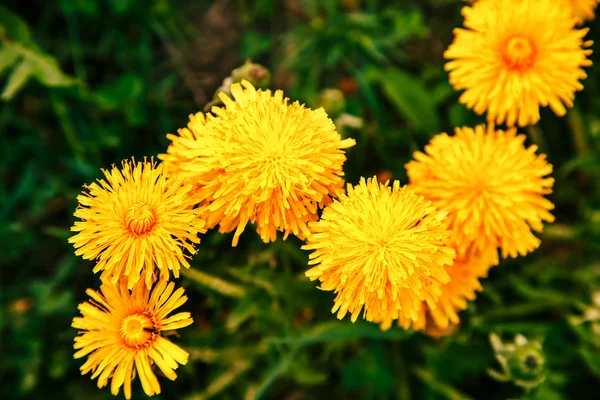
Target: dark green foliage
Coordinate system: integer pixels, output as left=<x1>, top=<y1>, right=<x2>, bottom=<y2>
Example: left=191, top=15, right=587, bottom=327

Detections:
left=1, top=0, right=599, bottom=399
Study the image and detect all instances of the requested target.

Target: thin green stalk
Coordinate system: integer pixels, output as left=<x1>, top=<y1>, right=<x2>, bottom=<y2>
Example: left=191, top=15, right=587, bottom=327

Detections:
left=414, top=367, right=473, bottom=400
left=392, top=343, right=411, bottom=400
left=253, top=347, right=299, bottom=400
left=50, top=93, right=85, bottom=161
left=567, top=106, right=588, bottom=156
left=526, top=125, right=549, bottom=155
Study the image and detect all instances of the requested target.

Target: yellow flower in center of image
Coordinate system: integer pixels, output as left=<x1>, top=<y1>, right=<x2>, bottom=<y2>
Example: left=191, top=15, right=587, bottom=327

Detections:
left=303, top=177, right=455, bottom=325
left=159, top=80, right=355, bottom=246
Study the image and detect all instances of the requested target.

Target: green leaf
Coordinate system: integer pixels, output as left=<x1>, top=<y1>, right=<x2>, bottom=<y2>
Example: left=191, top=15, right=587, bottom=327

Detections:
left=58, top=0, right=98, bottom=16
left=1, top=59, right=32, bottom=100
left=0, top=45, right=20, bottom=76
left=182, top=267, right=247, bottom=298
left=426, top=341, right=493, bottom=384
left=530, top=380, right=566, bottom=400
left=286, top=354, right=328, bottom=386
left=0, top=5, right=34, bottom=46
left=0, top=43, right=78, bottom=101
left=108, top=0, right=136, bottom=14
left=382, top=7, right=428, bottom=43
left=378, top=68, right=440, bottom=132
left=342, top=342, right=395, bottom=394
left=192, top=360, right=252, bottom=400
left=579, top=347, right=600, bottom=378
left=431, top=80, right=455, bottom=105
left=414, top=367, right=474, bottom=400
left=253, top=348, right=298, bottom=400
left=28, top=51, right=78, bottom=87
left=241, top=31, right=272, bottom=59
left=0, top=8, right=79, bottom=100
left=268, top=320, right=412, bottom=346
left=226, top=300, right=259, bottom=332
left=92, top=73, right=144, bottom=110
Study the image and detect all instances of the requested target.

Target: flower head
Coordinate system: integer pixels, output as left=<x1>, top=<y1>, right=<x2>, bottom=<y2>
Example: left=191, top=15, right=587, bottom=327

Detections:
left=69, top=159, right=206, bottom=288
left=159, top=112, right=208, bottom=194
left=391, top=248, right=496, bottom=333
left=445, top=0, right=592, bottom=127
left=563, top=0, right=600, bottom=24
left=159, top=80, right=355, bottom=246
left=303, top=177, right=455, bottom=325
left=406, top=125, right=555, bottom=261
left=72, top=281, right=193, bottom=399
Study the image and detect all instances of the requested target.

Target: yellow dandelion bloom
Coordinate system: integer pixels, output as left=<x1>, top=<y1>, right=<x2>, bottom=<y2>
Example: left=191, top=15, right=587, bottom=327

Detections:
left=159, top=80, right=355, bottom=246
left=159, top=112, right=208, bottom=194
left=445, top=0, right=592, bottom=127
left=564, top=0, right=600, bottom=24
left=303, top=177, right=456, bottom=325
left=406, top=124, right=555, bottom=261
left=72, top=280, right=193, bottom=399
left=392, top=248, right=496, bottom=333
left=69, top=159, right=206, bottom=289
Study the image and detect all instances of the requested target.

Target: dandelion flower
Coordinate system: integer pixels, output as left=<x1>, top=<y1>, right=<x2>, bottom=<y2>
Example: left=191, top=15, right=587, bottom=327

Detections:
left=564, top=0, right=600, bottom=24
left=303, top=177, right=455, bottom=325
left=159, top=80, right=355, bottom=246
left=72, top=281, right=193, bottom=399
left=392, top=248, right=496, bottom=333
left=69, top=159, right=206, bottom=288
left=445, top=0, right=593, bottom=127
left=159, top=112, right=208, bottom=194
left=406, top=124, right=555, bottom=261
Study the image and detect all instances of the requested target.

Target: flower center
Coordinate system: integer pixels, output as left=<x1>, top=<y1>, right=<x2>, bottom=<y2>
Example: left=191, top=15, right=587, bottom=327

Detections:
left=120, top=314, right=155, bottom=348
left=525, top=355, right=539, bottom=371
left=125, top=203, right=155, bottom=235
left=503, top=36, right=536, bottom=72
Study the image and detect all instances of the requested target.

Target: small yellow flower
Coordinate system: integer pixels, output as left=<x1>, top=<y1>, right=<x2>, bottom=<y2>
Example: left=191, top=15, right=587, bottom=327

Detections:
left=69, top=159, right=206, bottom=288
left=72, top=281, right=193, bottom=399
left=160, top=80, right=355, bottom=246
left=445, top=0, right=592, bottom=127
left=303, top=177, right=455, bottom=325
left=406, top=124, right=555, bottom=261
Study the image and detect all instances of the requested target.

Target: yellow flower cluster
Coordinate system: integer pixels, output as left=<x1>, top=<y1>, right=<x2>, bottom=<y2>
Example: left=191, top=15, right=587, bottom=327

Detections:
left=304, top=124, right=555, bottom=332
left=305, top=0, right=586, bottom=333
left=70, top=81, right=355, bottom=398
left=399, top=124, right=554, bottom=332
left=70, top=160, right=203, bottom=398
left=69, top=0, right=594, bottom=395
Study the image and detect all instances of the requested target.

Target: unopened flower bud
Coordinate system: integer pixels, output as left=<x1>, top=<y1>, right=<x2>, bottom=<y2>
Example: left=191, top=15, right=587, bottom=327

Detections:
left=231, top=60, right=271, bottom=89
left=488, top=333, right=546, bottom=390
left=205, top=61, right=271, bottom=111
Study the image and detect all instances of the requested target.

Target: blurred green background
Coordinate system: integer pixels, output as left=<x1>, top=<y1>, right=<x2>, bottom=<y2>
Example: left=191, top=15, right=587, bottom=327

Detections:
left=1, top=0, right=599, bottom=399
